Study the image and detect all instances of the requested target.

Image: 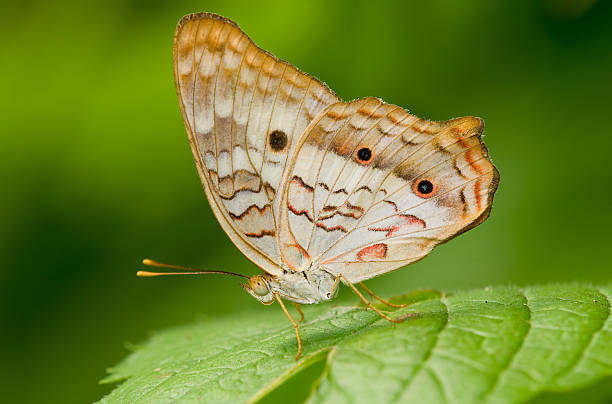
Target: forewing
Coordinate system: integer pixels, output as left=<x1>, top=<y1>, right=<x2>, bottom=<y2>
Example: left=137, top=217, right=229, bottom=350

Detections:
left=278, top=98, right=499, bottom=281
left=173, top=13, right=339, bottom=272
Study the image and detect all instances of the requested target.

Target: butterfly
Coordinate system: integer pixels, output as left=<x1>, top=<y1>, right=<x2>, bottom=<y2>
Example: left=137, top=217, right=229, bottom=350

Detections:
left=139, top=12, right=499, bottom=360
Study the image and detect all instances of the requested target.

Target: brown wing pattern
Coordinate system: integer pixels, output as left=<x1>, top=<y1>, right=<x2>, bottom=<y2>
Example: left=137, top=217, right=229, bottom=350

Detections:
left=278, top=98, right=499, bottom=281
left=173, top=13, right=339, bottom=272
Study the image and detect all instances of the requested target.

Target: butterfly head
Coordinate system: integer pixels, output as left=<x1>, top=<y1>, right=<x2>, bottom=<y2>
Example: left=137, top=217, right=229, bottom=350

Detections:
left=241, top=274, right=275, bottom=305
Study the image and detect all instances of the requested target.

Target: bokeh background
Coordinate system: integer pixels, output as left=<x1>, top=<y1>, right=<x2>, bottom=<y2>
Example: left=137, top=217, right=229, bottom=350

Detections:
left=1, top=0, right=611, bottom=403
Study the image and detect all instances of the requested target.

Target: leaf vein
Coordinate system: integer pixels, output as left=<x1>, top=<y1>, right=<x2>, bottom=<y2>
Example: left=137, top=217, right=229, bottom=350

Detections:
left=389, top=296, right=449, bottom=404
left=551, top=288, right=612, bottom=385
left=480, top=288, right=532, bottom=399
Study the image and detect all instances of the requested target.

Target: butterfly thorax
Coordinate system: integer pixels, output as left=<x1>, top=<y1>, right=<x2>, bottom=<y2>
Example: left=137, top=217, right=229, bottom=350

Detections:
left=243, top=267, right=338, bottom=305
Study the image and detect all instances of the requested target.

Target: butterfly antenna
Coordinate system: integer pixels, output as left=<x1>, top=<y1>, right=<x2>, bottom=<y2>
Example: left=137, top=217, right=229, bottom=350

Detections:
left=137, top=258, right=249, bottom=279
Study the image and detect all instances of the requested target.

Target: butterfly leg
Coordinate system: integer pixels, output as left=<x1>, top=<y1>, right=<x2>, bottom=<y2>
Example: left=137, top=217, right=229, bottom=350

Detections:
left=339, top=274, right=409, bottom=324
left=274, top=292, right=302, bottom=360
left=358, top=282, right=408, bottom=308
left=291, top=301, right=304, bottom=323
left=330, top=273, right=342, bottom=297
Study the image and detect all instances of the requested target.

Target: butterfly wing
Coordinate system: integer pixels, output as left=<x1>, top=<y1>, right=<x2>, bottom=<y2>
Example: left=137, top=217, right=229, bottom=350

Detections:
left=173, top=13, right=339, bottom=273
left=278, top=97, right=499, bottom=281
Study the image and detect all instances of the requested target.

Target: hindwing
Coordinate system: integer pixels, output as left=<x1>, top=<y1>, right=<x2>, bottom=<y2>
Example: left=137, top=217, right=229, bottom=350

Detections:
left=278, top=98, right=499, bottom=281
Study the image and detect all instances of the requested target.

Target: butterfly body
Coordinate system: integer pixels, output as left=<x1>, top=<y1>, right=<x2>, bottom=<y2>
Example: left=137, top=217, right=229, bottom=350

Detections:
left=168, top=12, right=499, bottom=358
left=243, top=267, right=338, bottom=305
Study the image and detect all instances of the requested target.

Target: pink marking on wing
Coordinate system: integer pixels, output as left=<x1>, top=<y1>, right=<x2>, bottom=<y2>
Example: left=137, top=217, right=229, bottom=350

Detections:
left=399, top=214, right=426, bottom=228
left=383, top=200, right=399, bottom=211
left=368, top=224, right=399, bottom=237
left=315, top=222, right=348, bottom=233
left=288, top=202, right=314, bottom=222
left=287, top=176, right=316, bottom=221
left=357, top=243, right=388, bottom=261
left=368, top=214, right=426, bottom=236
left=290, top=176, right=314, bottom=191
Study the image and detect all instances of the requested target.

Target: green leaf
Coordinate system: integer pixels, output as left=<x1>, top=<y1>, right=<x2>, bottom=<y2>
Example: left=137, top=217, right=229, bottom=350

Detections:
left=98, top=283, right=612, bottom=404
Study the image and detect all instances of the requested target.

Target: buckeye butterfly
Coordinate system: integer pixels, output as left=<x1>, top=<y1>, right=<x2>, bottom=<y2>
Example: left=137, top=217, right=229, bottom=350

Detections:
left=139, top=13, right=499, bottom=359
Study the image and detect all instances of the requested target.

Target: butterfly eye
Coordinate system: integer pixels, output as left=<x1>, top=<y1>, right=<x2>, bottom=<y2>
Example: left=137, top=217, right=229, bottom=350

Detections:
left=355, top=147, right=373, bottom=164
left=249, top=275, right=270, bottom=296
left=414, top=178, right=437, bottom=198
left=269, top=130, right=287, bottom=152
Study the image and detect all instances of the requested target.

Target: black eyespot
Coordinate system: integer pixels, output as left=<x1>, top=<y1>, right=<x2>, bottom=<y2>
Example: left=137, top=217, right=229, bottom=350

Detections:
left=357, top=147, right=372, bottom=162
left=417, top=180, right=434, bottom=195
left=269, top=130, right=287, bottom=151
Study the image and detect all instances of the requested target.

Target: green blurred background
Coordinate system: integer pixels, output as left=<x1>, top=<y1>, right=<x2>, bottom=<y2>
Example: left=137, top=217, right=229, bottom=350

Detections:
left=1, top=0, right=611, bottom=403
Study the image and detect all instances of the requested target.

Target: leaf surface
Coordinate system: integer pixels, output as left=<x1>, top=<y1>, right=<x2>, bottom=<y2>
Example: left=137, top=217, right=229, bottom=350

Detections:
left=99, top=283, right=612, bottom=404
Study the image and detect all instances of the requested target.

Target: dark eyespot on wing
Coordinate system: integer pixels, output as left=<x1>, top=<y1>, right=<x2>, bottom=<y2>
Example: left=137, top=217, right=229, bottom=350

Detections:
left=357, top=147, right=372, bottom=161
left=268, top=130, right=288, bottom=152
